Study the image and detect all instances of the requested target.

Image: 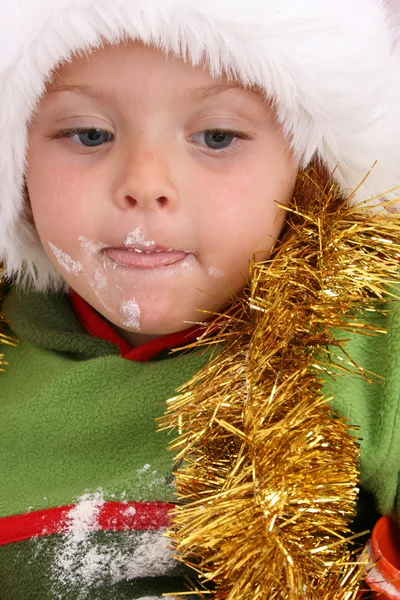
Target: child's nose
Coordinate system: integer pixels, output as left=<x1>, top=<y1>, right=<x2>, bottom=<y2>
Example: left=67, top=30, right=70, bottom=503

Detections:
left=112, top=145, right=179, bottom=212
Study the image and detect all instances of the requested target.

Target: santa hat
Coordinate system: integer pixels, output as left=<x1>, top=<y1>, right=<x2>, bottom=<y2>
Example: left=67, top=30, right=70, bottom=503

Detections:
left=0, top=0, right=399, bottom=291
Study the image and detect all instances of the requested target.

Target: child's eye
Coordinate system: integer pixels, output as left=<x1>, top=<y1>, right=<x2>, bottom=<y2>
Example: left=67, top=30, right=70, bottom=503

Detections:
left=50, top=128, right=114, bottom=147
left=76, top=128, right=113, bottom=146
left=191, top=129, right=252, bottom=152
left=193, top=130, right=235, bottom=150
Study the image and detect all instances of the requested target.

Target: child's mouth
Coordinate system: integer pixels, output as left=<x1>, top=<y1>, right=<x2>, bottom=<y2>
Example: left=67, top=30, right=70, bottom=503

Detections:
left=104, top=246, right=189, bottom=269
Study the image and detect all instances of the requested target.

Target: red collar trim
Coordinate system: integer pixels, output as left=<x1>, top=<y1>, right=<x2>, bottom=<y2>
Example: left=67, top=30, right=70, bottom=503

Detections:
left=69, top=289, right=204, bottom=362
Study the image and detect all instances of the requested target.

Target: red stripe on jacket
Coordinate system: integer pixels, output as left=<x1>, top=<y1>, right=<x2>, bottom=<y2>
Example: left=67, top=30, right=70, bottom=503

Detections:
left=0, top=501, right=173, bottom=546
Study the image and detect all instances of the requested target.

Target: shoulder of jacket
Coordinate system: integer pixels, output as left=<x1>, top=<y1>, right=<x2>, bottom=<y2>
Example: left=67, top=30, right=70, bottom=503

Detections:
left=0, top=265, right=18, bottom=372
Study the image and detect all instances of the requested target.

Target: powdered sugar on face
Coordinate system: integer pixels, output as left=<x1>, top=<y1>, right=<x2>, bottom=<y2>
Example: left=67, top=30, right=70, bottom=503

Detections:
left=124, top=226, right=155, bottom=249
left=120, top=299, right=141, bottom=330
left=93, top=267, right=107, bottom=290
left=48, top=242, right=83, bottom=275
left=78, top=236, right=107, bottom=256
left=77, top=236, right=117, bottom=316
left=208, top=266, right=224, bottom=279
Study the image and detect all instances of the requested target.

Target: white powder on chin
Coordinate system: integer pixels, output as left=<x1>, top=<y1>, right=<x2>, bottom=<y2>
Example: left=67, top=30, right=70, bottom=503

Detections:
left=94, top=267, right=107, bottom=289
left=120, top=299, right=141, bottom=330
left=208, top=266, right=224, bottom=279
left=149, top=256, right=194, bottom=281
left=125, top=226, right=155, bottom=249
left=78, top=237, right=109, bottom=292
left=88, top=282, right=114, bottom=314
left=47, top=490, right=176, bottom=599
left=48, top=242, right=83, bottom=275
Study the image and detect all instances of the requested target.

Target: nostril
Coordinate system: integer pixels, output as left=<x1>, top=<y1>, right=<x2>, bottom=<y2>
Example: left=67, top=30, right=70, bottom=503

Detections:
left=126, top=196, right=138, bottom=208
left=156, top=196, right=168, bottom=208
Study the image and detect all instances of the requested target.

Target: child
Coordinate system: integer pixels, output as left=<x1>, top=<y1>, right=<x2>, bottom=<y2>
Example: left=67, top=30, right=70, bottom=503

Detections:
left=0, top=1, right=399, bottom=599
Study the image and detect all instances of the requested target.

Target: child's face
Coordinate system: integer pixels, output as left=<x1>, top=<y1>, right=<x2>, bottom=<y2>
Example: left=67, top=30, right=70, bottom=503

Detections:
left=26, top=42, right=297, bottom=344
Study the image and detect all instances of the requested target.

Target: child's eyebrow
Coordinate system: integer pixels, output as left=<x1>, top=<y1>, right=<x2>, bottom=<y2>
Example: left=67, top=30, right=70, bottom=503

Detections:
left=46, top=84, right=118, bottom=104
left=46, top=82, right=251, bottom=104
left=185, top=82, right=250, bottom=101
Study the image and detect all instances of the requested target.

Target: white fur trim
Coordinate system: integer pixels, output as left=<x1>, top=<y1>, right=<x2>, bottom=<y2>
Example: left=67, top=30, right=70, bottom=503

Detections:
left=0, top=0, right=399, bottom=290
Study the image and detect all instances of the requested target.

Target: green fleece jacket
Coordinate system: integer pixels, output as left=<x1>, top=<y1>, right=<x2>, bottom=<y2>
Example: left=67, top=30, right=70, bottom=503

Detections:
left=0, top=286, right=400, bottom=599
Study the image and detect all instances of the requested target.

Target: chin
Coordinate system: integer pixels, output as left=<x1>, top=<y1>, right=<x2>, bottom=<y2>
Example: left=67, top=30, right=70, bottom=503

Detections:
left=136, top=320, right=196, bottom=337
left=135, top=307, right=208, bottom=337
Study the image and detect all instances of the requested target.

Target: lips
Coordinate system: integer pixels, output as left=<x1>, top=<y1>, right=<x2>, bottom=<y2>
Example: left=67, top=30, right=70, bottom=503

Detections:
left=104, top=247, right=189, bottom=268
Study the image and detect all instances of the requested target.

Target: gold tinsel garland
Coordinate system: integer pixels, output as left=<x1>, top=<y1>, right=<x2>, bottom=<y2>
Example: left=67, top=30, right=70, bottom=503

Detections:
left=160, top=168, right=400, bottom=599
left=0, top=264, right=17, bottom=372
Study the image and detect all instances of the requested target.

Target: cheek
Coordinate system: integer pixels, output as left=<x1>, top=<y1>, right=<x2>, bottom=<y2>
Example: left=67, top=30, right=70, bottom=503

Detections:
left=27, top=159, right=95, bottom=250
left=27, top=188, right=93, bottom=289
left=199, top=168, right=290, bottom=260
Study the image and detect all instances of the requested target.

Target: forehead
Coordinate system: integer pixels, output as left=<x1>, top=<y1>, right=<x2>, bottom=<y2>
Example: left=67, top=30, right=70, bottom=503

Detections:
left=46, top=41, right=260, bottom=105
